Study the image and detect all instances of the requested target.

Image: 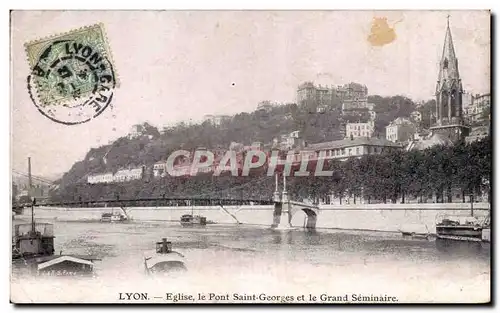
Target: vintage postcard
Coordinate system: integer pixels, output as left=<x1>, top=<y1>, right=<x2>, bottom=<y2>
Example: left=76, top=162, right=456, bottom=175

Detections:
left=10, top=10, right=491, bottom=304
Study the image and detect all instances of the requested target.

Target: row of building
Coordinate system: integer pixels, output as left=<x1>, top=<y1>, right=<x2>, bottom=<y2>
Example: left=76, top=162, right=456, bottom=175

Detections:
left=87, top=167, right=144, bottom=184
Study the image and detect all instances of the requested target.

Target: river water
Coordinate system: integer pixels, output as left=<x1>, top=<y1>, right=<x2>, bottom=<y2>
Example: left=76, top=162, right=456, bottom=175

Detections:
left=11, top=216, right=490, bottom=304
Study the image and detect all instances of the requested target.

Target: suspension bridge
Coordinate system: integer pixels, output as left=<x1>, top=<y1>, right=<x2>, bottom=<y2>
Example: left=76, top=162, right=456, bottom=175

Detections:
left=12, top=157, right=320, bottom=229
left=12, top=169, right=59, bottom=191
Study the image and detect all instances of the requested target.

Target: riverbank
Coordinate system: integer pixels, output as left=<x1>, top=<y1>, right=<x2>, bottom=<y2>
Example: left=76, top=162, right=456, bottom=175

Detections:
left=17, top=202, right=489, bottom=234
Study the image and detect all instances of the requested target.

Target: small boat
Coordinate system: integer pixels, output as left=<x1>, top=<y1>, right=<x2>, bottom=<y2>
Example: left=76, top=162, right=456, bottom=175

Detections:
left=436, top=212, right=490, bottom=243
left=400, top=231, right=433, bottom=240
left=144, top=238, right=187, bottom=275
left=399, top=225, right=433, bottom=240
left=180, top=214, right=207, bottom=227
left=101, top=207, right=130, bottom=222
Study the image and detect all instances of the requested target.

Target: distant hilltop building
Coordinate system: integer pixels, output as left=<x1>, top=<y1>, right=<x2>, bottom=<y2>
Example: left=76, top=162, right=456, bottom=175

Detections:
left=203, top=114, right=232, bottom=126
left=342, top=98, right=375, bottom=116
left=296, top=81, right=368, bottom=108
left=256, top=100, right=274, bottom=113
left=128, top=125, right=143, bottom=139
left=127, top=124, right=155, bottom=140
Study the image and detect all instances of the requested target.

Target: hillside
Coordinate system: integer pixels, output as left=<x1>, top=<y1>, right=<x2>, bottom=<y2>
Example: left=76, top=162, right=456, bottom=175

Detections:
left=53, top=95, right=421, bottom=200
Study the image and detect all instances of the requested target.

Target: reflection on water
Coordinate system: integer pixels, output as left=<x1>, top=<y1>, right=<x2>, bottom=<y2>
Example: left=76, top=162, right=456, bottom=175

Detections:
left=11, top=219, right=490, bottom=303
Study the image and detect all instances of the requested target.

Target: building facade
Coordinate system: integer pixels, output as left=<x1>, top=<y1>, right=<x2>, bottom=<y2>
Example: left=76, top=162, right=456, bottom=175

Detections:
left=304, top=137, right=401, bottom=161
left=296, top=81, right=368, bottom=108
left=465, top=93, right=490, bottom=124
left=346, top=121, right=375, bottom=139
left=87, top=173, right=114, bottom=184
left=385, top=118, right=417, bottom=143
left=113, top=167, right=144, bottom=182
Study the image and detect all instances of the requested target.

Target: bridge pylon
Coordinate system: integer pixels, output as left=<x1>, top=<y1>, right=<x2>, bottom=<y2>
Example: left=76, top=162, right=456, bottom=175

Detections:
left=271, top=174, right=319, bottom=230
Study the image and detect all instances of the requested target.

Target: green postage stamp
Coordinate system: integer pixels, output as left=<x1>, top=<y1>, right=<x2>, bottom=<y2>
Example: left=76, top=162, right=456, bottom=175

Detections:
left=25, top=24, right=117, bottom=125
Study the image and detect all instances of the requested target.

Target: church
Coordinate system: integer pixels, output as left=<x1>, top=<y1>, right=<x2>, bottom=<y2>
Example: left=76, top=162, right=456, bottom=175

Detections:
left=408, top=17, right=470, bottom=151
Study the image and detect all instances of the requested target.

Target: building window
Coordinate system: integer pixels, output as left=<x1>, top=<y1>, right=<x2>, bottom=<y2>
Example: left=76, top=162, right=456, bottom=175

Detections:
left=356, top=147, right=359, bottom=154
left=348, top=149, right=352, bottom=156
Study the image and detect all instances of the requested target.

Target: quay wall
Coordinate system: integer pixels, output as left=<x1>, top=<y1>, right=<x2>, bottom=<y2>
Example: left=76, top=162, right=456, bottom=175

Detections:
left=18, top=203, right=490, bottom=234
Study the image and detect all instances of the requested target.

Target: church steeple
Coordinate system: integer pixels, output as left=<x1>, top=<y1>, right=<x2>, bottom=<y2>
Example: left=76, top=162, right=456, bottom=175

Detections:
left=434, top=15, right=464, bottom=129
left=437, top=15, right=461, bottom=92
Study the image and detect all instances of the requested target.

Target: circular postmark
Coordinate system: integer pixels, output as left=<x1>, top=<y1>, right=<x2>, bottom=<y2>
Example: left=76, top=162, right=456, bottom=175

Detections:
left=27, top=39, right=116, bottom=125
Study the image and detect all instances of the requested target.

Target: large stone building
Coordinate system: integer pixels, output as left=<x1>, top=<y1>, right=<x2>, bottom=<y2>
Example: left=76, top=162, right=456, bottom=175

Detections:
left=303, top=137, right=401, bottom=161
left=296, top=81, right=368, bottom=108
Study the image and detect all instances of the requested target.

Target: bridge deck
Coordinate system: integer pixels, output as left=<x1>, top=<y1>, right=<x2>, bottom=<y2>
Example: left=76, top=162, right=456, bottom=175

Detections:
left=13, top=197, right=273, bottom=209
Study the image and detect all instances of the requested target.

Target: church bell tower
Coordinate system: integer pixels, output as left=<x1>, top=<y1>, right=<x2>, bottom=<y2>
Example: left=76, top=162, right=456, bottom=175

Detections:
left=431, top=16, right=470, bottom=142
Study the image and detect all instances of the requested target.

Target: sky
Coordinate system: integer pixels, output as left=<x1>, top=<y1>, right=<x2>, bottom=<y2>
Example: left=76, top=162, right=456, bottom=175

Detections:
left=11, top=10, right=490, bottom=178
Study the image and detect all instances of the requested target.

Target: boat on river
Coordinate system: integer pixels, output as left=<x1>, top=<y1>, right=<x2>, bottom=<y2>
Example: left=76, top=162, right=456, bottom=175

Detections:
left=101, top=207, right=130, bottom=222
left=435, top=212, right=490, bottom=243
left=12, top=201, right=98, bottom=276
left=180, top=214, right=207, bottom=227
left=144, top=238, right=187, bottom=275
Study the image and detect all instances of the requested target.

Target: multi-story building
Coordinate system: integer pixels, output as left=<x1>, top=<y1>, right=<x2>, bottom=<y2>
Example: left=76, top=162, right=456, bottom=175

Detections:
left=385, top=118, right=417, bottom=143
left=203, top=114, right=232, bottom=126
left=87, top=172, right=114, bottom=184
left=345, top=121, right=375, bottom=139
left=336, top=82, right=368, bottom=101
left=257, top=100, right=274, bottom=113
left=113, top=167, right=143, bottom=182
left=465, top=93, right=490, bottom=124
left=297, top=82, right=319, bottom=105
left=274, top=137, right=401, bottom=166
left=153, top=161, right=168, bottom=177
left=272, top=130, right=304, bottom=150
left=304, top=137, right=401, bottom=161
left=296, top=81, right=368, bottom=108
left=341, top=98, right=375, bottom=116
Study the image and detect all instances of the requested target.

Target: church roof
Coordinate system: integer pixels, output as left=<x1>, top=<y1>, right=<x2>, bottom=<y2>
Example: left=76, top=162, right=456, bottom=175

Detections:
left=436, top=18, right=462, bottom=93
